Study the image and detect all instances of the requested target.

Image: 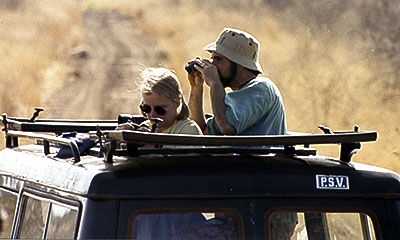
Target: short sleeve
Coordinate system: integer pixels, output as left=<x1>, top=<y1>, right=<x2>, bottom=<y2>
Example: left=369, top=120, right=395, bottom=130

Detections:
left=179, top=120, right=203, bottom=135
left=224, top=80, right=274, bottom=134
left=206, top=117, right=221, bottom=135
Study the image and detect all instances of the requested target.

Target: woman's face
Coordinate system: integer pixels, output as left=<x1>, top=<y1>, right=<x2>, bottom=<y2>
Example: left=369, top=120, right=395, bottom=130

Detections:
left=141, top=93, right=179, bottom=132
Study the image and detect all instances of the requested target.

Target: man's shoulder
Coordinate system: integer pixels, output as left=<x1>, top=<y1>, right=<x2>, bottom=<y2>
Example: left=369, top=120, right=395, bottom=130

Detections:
left=250, top=77, right=282, bottom=94
left=240, top=77, right=278, bottom=93
left=251, top=77, right=275, bottom=86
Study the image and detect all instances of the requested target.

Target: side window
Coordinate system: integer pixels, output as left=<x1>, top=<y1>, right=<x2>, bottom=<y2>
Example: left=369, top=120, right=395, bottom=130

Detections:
left=16, top=192, right=80, bottom=239
left=266, top=211, right=377, bottom=240
left=132, top=210, right=243, bottom=240
left=0, top=188, right=18, bottom=238
left=45, top=203, right=79, bottom=239
left=19, top=196, right=49, bottom=238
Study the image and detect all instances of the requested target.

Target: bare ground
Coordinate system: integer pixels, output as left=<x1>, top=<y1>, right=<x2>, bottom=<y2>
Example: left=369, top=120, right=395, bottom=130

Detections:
left=44, top=9, right=167, bottom=120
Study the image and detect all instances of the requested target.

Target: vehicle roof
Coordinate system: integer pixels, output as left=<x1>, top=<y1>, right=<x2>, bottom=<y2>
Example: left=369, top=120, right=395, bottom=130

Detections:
left=1, top=115, right=398, bottom=200
left=1, top=144, right=399, bottom=200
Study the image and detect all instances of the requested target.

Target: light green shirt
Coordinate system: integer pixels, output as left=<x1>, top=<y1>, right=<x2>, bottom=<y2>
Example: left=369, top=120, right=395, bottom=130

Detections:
left=162, top=119, right=203, bottom=135
left=161, top=119, right=202, bottom=148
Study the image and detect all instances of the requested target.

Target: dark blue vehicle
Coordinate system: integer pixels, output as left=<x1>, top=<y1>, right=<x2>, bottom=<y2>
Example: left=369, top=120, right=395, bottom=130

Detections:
left=0, top=112, right=399, bottom=239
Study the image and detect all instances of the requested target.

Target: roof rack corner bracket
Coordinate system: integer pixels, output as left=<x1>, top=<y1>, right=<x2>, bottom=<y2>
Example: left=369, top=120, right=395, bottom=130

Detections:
left=96, top=125, right=104, bottom=158
left=104, top=140, right=117, bottom=163
left=284, top=145, right=296, bottom=155
left=69, top=141, right=81, bottom=164
left=126, top=143, right=140, bottom=155
left=340, top=142, right=361, bottom=162
left=29, top=107, right=44, bottom=122
left=43, top=140, right=50, bottom=155
left=6, top=135, right=18, bottom=148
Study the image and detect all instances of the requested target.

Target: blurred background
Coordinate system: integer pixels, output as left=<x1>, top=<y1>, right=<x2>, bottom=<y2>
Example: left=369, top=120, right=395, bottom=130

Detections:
left=0, top=0, right=399, bottom=172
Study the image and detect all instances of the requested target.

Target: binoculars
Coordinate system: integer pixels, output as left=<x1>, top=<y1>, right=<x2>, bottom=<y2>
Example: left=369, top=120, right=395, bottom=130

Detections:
left=184, top=62, right=198, bottom=74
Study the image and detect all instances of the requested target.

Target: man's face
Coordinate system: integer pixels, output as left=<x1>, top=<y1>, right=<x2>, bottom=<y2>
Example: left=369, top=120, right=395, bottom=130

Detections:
left=211, top=52, right=237, bottom=87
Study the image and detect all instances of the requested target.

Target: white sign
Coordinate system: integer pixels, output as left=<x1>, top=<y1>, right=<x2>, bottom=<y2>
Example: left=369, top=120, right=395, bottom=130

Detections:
left=316, top=175, right=349, bottom=190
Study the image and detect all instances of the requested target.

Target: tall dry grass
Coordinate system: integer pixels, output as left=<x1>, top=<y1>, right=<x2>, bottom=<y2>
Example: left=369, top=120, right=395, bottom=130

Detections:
left=0, top=0, right=82, bottom=115
left=0, top=0, right=399, bottom=172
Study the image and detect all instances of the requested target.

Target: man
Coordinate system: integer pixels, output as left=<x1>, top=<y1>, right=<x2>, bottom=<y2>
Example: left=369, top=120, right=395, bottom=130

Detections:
left=187, top=28, right=286, bottom=136
left=187, top=28, right=295, bottom=240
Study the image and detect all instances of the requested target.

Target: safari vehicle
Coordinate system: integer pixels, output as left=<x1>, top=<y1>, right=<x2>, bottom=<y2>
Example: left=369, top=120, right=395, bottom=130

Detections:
left=0, top=109, right=399, bottom=240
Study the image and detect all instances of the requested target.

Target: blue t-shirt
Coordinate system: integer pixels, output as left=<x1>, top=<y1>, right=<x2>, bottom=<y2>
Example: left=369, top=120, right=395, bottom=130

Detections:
left=207, top=77, right=286, bottom=135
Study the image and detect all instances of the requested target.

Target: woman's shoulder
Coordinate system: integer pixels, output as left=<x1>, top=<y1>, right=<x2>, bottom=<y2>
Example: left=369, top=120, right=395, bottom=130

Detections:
left=170, top=119, right=203, bottom=135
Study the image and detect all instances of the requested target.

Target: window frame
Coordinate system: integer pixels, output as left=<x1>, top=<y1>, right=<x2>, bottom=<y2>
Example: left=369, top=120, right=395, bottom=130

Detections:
left=12, top=187, right=82, bottom=239
left=264, top=206, right=382, bottom=240
left=0, top=186, right=19, bottom=239
left=127, top=206, right=245, bottom=239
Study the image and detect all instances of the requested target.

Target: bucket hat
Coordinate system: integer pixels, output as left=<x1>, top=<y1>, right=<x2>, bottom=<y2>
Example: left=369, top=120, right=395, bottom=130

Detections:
left=203, top=28, right=263, bottom=73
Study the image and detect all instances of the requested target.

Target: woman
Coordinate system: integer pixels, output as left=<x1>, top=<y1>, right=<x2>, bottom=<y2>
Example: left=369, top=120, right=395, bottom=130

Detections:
left=117, top=67, right=202, bottom=135
left=121, top=68, right=206, bottom=237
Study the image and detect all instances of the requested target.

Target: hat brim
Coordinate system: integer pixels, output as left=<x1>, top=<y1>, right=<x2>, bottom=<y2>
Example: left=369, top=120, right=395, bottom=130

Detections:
left=203, top=42, right=263, bottom=74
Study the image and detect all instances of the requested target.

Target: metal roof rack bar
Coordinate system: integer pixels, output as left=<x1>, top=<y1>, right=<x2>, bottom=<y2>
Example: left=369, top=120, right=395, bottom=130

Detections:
left=3, top=114, right=146, bottom=134
left=94, top=130, right=377, bottom=163
left=110, top=146, right=317, bottom=157
left=5, top=118, right=118, bottom=133
left=7, top=117, right=118, bottom=123
left=102, top=130, right=377, bottom=146
left=5, top=130, right=81, bottom=163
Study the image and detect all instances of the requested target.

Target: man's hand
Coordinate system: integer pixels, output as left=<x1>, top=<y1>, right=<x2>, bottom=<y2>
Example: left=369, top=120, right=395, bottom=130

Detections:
left=193, top=59, right=221, bottom=88
left=188, top=71, right=204, bottom=87
left=187, top=58, right=204, bottom=88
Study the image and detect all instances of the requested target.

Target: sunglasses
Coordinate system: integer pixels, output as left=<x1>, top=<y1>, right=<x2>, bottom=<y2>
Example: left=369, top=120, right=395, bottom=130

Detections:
left=140, top=104, right=167, bottom=115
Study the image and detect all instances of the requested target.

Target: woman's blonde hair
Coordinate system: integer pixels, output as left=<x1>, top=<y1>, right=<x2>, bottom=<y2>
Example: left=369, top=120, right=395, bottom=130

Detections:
left=140, top=67, right=189, bottom=120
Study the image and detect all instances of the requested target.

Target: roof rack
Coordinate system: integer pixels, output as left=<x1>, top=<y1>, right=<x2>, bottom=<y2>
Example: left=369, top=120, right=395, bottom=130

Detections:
left=2, top=113, right=147, bottom=133
left=5, top=130, right=82, bottom=163
left=4, top=117, right=118, bottom=133
left=1, top=111, right=378, bottom=164
left=93, top=128, right=377, bottom=163
left=0, top=112, right=145, bottom=163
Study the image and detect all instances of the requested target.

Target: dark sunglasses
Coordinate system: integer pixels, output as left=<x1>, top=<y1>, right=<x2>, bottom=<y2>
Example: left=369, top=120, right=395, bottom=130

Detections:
left=140, top=104, right=167, bottom=115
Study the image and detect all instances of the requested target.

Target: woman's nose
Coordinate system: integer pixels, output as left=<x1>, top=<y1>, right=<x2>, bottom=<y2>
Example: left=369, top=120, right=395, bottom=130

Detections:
left=148, top=110, right=158, bottom=118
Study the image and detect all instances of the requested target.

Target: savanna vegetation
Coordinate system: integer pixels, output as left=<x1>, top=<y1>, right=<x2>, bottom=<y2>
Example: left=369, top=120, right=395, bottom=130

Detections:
left=0, top=0, right=399, bottom=172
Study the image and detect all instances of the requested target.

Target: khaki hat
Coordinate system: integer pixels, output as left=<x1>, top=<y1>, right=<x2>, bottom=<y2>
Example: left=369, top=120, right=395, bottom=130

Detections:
left=203, top=28, right=263, bottom=73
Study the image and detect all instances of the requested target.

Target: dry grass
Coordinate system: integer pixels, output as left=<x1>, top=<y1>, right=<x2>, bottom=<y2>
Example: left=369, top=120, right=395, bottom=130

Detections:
left=0, top=0, right=399, bottom=172
left=0, top=0, right=82, bottom=115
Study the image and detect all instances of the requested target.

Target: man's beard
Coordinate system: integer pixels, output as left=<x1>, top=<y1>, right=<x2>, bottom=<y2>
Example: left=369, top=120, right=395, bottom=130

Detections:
left=219, top=62, right=237, bottom=87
